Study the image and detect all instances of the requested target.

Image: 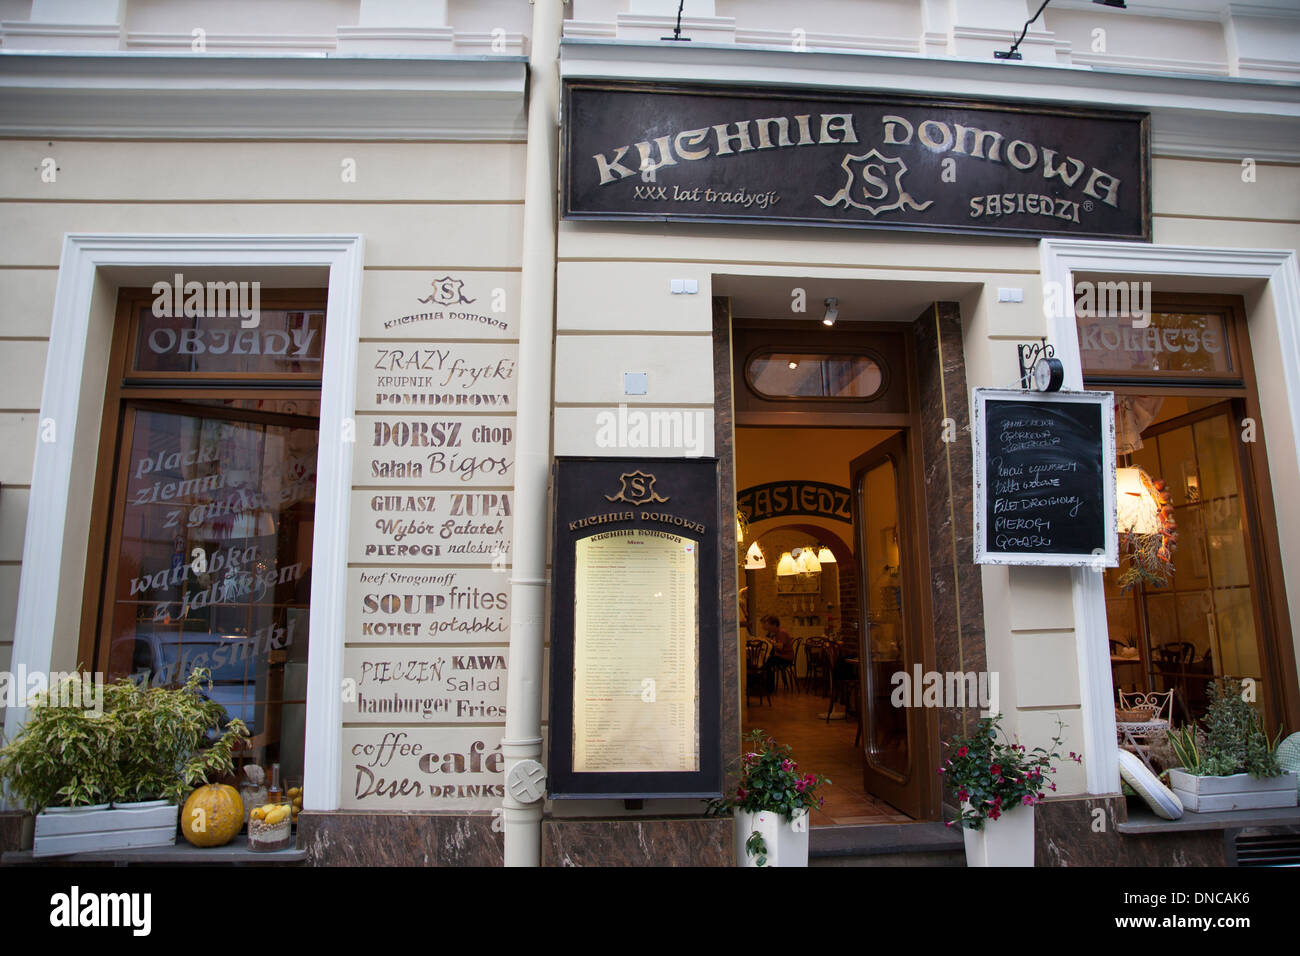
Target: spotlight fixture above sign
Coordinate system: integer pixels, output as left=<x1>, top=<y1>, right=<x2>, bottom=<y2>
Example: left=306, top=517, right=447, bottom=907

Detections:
left=822, top=297, right=838, bottom=327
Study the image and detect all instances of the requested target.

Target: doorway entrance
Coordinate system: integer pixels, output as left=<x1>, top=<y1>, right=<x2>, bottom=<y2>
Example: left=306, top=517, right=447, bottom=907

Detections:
left=728, top=303, right=975, bottom=825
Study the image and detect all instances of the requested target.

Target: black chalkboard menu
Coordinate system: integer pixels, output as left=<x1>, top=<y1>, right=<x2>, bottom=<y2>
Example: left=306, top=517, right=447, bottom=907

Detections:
left=973, top=389, right=1117, bottom=567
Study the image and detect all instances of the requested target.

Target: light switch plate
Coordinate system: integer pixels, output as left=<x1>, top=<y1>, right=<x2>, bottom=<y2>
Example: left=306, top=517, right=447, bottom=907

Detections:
left=997, top=287, right=1024, bottom=303
left=670, top=279, right=685, bottom=294
left=624, top=372, right=648, bottom=395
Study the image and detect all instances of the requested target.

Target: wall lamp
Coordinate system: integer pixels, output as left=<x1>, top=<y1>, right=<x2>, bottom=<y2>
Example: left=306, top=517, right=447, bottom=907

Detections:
left=996, top=0, right=1126, bottom=61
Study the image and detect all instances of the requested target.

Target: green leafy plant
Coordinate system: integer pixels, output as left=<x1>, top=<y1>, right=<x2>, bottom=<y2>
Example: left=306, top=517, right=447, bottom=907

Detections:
left=708, top=729, right=830, bottom=866
left=1171, top=677, right=1282, bottom=778
left=940, top=713, right=1081, bottom=831
left=1166, top=724, right=1205, bottom=776
left=0, top=667, right=249, bottom=812
left=107, top=666, right=250, bottom=804
left=0, top=675, right=119, bottom=811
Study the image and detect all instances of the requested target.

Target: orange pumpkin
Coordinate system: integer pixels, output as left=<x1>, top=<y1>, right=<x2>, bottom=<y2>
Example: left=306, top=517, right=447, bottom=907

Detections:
left=181, top=783, right=244, bottom=847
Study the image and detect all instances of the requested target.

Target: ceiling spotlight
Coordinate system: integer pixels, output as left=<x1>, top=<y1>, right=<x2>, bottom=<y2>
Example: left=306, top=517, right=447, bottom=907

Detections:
left=788, top=360, right=799, bottom=370
left=823, top=297, right=839, bottom=327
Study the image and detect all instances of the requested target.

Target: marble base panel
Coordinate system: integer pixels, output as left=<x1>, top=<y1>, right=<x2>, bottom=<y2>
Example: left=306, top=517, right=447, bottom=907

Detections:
left=0, top=811, right=33, bottom=854
left=714, top=297, right=741, bottom=774
left=543, top=816, right=733, bottom=867
left=1035, top=796, right=1226, bottom=866
left=297, top=811, right=502, bottom=867
left=914, top=303, right=989, bottom=802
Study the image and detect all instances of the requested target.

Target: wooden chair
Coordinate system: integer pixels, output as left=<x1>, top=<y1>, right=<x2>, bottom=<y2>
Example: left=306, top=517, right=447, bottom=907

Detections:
left=801, top=637, right=829, bottom=695
left=770, top=637, right=800, bottom=693
left=1155, top=642, right=1194, bottom=664
left=825, top=643, right=860, bottom=724
left=1116, top=688, right=1174, bottom=773
left=745, top=639, right=772, bottom=706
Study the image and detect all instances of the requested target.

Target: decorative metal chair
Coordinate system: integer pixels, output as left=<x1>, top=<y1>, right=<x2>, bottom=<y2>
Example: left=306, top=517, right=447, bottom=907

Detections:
left=1115, top=688, right=1175, bottom=773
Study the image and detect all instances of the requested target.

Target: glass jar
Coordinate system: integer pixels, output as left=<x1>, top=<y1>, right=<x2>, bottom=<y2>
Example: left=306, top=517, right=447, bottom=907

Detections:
left=247, top=798, right=294, bottom=852
left=239, top=781, right=268, bottom=824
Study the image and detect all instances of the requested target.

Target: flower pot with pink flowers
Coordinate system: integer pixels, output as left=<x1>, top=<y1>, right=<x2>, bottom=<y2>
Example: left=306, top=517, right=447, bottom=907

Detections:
left=939, top=714, right=1081, bottom=868
left=708, top=729, right=830, bottom=867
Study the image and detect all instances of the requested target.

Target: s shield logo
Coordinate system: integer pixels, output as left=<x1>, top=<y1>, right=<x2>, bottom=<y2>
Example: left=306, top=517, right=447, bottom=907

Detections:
left=815, top=149, right=934, bottom=217
left=604, top=470, right=669, bottom=506
left=418, top=275, right=476, bottom=306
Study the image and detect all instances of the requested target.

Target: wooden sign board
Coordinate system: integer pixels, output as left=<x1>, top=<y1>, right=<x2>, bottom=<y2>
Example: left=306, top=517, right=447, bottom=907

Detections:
left=563, top=83, right=1151, bottom=241
left=548, top=457, right=722, bottom=800
left=973, top=389, right=1117, bottom=567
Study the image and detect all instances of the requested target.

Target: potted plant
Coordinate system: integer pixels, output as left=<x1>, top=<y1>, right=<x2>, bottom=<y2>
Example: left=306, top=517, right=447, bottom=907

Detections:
left=708, top=729, right=830, bottom=867
left=940, top=713, right=1080, bottom=867
left=107, top=666, right=248, bottom=807
left=1166, top=677, right=1292, bottom=812
left=0, top=674, right=118, bottom=813
left=0, top=667, right=249, bottom=856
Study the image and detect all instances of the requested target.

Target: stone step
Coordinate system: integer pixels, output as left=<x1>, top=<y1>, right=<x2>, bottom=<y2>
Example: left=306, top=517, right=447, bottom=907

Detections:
left=809, top=821, right=966, bottom=867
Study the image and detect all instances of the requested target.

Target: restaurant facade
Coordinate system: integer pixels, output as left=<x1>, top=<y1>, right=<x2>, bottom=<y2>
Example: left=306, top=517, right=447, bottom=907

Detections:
left=1, top=0, right=1298, bottom=867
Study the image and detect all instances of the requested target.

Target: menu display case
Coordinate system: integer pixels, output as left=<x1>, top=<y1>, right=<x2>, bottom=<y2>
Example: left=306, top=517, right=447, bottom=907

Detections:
left=548, top=457, right=722, bottom=799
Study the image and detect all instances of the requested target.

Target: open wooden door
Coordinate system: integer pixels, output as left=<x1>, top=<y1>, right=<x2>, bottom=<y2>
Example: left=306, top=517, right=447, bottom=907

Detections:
left=850, top=431, right=928, bottom=819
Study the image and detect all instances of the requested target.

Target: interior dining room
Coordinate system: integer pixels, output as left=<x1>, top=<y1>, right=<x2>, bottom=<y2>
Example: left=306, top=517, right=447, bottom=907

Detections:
left=736, top=423, right=911, bottom=826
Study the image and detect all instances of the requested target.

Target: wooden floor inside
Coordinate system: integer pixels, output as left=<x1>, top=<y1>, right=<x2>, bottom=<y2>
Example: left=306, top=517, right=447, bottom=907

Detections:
left=743, top=679, right=911, bottom=826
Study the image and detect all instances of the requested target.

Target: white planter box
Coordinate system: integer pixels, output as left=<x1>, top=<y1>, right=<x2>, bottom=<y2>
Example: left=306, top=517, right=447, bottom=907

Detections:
left=735, top=808, right=809, bottom=867
left=34, top=804, right=179, bottom=857
left=1168, top=769, right=1296, bottom=812
left=962, top=804, right=1035, bottom=867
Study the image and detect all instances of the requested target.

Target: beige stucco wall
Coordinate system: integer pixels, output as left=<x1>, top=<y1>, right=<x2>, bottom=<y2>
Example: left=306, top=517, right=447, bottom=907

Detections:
left=551, top=153, right=1300, bottom=797
left=1, top=111, right=1296, bottom=812
left=0, top=138, right=526, bottom=738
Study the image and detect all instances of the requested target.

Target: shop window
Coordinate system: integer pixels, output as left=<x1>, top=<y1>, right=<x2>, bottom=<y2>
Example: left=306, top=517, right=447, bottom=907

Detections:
left=1077, top=309, right=1234, bottom=379
left=82, top=289, right=325, bottom=783
left=1086, top=295, right=1285, bottom=727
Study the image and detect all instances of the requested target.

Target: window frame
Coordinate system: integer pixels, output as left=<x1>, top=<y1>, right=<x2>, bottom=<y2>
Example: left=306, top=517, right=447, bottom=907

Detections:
left=743, top=346, right=890, bottom=403
left=78, top=287, right=327, bottom=678
left=1083, top=292, right=1292, bottom=732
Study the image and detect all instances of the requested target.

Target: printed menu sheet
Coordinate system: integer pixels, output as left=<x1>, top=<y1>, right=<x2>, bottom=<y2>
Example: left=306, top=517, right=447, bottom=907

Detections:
left=572, top=530, right=699, bottom=773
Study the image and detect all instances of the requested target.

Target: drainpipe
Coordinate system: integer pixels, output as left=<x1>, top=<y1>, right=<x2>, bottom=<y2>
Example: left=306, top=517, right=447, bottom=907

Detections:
left=501, top=0, right=562, bottom=867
